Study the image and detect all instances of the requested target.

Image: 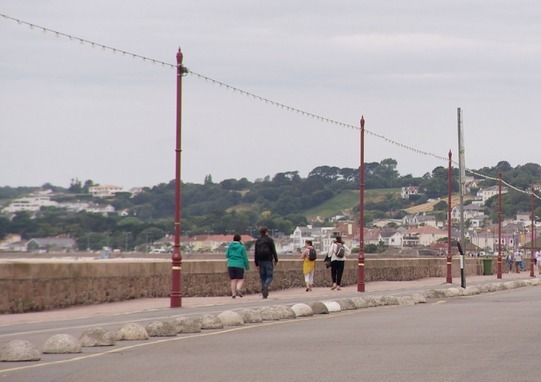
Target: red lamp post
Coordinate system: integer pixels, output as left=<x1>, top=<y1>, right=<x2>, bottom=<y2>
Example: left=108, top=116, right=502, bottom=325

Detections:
left=530, top=187, right=535, bottom=278
left=170, top=48, right=185, bottom=308
left=358, top=116, right=365, bottom=293
left=446, top=150, right=452, bottom=284
left=497, top=172, right=502, bottom=279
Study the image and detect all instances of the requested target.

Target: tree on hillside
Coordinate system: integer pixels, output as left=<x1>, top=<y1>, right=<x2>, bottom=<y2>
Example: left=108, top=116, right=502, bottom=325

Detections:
left=41, top=183, right=64, bottom=193
left=0, top=216, right=10, bottom=240
left=419, top=166, right=459, bottom=198
left=110, top=192, right=135, bottom=212
left=496, top=161, right=512, bottom=172
left=274, top=195, right=302, bottom=215
left=340, top=167, right=358, bottom=182
left=10, top=211, right=38, bottom=239
left=82, top=179, right=94, bottom=193
left=117, top=216, right=144, bottom=234
left=220, top=178, right=252, bottom=191
left=380, top=158, right=399, bottom=180
left=308, top=166, right=341, bottom=180
left=433, top=201, right=448, bottom=211
left=364, top=159, right=400, bottom=188
left=272, top=171, right=301, bottom=185
left=68, top=178, right=82, bottom=193
left=486, top=191, right=531, bottom=222
left=204, top=175, right=213, bottom=185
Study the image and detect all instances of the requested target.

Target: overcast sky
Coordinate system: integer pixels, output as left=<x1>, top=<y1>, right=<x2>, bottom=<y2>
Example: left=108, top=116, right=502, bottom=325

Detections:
left=2, top=1, right=541, bottom=189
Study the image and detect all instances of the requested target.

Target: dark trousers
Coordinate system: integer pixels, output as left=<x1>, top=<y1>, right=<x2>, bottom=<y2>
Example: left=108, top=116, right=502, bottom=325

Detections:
left=330, top=260, right=345, bottom=285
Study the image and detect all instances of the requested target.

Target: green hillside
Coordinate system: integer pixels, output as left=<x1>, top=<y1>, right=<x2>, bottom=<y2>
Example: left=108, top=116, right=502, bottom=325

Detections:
left=303, top=188, right=400, bottom=221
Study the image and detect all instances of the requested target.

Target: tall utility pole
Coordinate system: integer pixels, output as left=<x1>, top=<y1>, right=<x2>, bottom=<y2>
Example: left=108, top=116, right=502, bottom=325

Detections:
left=171, top=48, right=187, bottom=308
left=358, top=116, right=365, bottom=292
left=446, top=150, right=452, bottom=284
left=457, top=108, right=466, bottom=288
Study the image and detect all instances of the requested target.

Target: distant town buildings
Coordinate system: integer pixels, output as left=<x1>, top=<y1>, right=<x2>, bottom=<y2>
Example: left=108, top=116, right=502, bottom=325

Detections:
left=1, top=183, right=538, bottom=256
left=402, top=213, right=438, bottom=228
left=88, top=185, right=124, bottom=198
left=471, top=185, right=508, bottom=206
left=0, top=234, right=76, bottom=253
left=1, top=190, right=58, bottom=213
left=401, top=186, right=419, bottom=200
left=1, top=193, right=115, bottom=216
left=26, top=237, right=77, bottom=253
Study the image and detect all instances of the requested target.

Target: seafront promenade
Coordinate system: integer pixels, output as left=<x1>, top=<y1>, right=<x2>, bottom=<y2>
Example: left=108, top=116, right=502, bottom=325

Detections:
left=1, top=270, right=534, bottom=326
left=1, top=255, right=489, bottom=313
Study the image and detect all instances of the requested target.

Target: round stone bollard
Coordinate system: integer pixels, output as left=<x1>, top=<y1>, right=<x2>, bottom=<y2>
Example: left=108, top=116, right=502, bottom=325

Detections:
left=0, top=339, right=41, bottom=362
left=43, top=334, right=82, bottom=354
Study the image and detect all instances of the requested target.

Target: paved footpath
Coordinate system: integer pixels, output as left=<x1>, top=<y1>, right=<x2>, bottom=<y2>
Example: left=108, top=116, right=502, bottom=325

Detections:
left=0, top=271, right=536, bottom=327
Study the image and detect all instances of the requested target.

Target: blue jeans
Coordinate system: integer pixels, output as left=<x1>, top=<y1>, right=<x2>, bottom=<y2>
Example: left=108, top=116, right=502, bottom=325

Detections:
left=258, top=261, right=274, bottom=288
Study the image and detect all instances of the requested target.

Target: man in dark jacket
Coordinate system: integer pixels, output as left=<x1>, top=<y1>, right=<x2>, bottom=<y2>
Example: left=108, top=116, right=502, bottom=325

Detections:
left=254, top=226, right=278, bottom=298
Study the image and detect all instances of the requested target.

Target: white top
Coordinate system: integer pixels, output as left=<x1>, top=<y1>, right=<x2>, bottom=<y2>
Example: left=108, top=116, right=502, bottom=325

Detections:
left=327, top=241, right=351, bottom=262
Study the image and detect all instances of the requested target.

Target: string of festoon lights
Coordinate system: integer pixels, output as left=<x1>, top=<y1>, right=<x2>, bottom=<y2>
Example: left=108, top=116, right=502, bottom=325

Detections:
left=2, top=13, right=539, bottom=201
left=0, top=14, right=177, bottom=68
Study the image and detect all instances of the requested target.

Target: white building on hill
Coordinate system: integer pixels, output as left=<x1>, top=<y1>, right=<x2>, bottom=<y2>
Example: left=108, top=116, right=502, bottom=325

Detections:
left=2, top=195, right=58, bottom=213
left=89, top=185, right=124, bottom=198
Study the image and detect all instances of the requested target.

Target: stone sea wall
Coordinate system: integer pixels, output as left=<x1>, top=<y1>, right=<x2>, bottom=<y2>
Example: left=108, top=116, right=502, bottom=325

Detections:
left=0, top=257, right=488, bottom=313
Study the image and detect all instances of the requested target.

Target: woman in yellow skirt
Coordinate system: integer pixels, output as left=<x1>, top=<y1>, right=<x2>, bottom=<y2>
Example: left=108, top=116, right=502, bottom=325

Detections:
left=300, top=240, right=316, bottom=291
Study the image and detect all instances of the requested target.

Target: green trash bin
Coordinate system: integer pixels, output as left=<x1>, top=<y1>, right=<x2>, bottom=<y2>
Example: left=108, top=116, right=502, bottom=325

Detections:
left=483, top=258, right=493, bottom=275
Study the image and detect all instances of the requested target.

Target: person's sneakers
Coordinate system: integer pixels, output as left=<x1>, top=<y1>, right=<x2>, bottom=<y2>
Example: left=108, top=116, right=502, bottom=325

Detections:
left=236, top=289, right=243, bottom=298
left=232, top=295, right=236, bottom=299
left=262, top=285, right=269, bottom=299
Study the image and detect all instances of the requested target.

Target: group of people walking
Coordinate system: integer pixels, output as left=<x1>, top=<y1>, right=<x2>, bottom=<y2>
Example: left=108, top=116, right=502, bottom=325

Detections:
left=505, top=249, right=541, bottom=274
left=225, top=226, right=279, bottom=299
left=225, top=227, right=351, bottom=299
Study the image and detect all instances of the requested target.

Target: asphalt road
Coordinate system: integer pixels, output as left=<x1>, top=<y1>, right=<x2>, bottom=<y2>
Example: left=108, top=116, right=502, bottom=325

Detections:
left=1, top=285, right=539, bottom=382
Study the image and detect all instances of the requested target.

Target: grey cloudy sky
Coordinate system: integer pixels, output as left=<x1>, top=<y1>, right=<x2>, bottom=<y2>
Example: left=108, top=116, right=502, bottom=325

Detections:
left=2, top=1, right=541, bottom=189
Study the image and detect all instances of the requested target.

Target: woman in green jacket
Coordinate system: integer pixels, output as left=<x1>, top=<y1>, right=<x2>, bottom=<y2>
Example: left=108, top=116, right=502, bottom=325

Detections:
left=225, top=234, right=250, bottom=298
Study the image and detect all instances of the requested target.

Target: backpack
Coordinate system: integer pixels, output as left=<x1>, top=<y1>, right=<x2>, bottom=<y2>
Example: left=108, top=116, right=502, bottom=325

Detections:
left=255, top=238, right=272, bottom=259
left=308, top=248, right=317, bottom=261
left=335, top=243, right=345, bottom=258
